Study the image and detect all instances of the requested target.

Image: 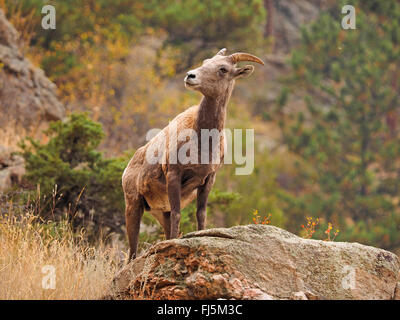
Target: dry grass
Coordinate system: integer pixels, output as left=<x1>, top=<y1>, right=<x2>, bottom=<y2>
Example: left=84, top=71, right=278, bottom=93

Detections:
left=0, top=202, right=125, bottom=299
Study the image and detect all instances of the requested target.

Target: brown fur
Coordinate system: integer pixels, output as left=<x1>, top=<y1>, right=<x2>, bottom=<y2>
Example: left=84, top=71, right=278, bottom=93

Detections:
left=122, top=48, right=263, bottom=259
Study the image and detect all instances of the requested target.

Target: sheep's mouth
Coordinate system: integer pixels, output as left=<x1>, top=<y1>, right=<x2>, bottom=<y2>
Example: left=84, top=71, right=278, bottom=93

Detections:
left=184, top=81, right=200, bottom=89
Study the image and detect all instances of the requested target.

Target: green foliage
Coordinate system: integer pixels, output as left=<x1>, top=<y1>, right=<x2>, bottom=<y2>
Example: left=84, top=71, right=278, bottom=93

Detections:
left=278, top=0, right=400, bottom=249
left=141, top=0, right=266, bottom=68
left=3, top=0, right=266, bottom=76
left=215, top=147, right=286, bottom=228
left=19, top=114, right=128, bottom=237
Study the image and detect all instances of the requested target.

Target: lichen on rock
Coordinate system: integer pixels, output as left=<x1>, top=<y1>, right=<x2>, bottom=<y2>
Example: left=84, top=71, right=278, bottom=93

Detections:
left=106, top=225, right=400, bottom=300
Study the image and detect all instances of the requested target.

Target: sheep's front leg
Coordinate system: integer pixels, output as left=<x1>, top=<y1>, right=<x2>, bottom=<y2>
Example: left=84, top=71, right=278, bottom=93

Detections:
left=196, top=173, right=216, bottom=230
left=167, top=171, right=182, bottom=239
left=162, top=211, right=171, bottom=239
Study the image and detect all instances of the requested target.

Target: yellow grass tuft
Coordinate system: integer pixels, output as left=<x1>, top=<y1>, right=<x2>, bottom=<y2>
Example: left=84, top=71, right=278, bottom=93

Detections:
left=0, top=206, right=124, bottom=299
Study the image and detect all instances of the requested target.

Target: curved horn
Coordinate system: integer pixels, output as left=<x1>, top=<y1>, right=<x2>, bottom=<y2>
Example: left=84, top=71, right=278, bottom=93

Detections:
left=229, top=52, right=265, bottom=65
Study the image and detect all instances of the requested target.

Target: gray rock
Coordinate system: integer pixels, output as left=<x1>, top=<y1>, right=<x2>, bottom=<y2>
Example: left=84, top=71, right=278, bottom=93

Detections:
left=0, top=146, right=25, bottom=192
left=272, top=0, right=333, bottom=53
left=0, top=9, right=64, bottom=140
left=107, top=225, right=400, bottom=300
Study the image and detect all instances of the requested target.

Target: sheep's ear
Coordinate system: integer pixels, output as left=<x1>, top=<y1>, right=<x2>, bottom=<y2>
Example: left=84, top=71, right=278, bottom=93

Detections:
left=234, top=65, right=254, bottom=79
left=216, top=48, right=227, bottom=56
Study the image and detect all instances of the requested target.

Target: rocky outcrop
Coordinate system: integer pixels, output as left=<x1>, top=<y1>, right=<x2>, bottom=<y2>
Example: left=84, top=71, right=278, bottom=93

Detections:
left=106, top=225, right=400, bottom=300
left=250, top=1, right=336, bottom=152
left=271, top=0, right=335, bottom=53
left=0, top=9, right=64, bottom=144
left=0, top=146, right=25, bottom=192
left=0, top=9, right=64, bottom=191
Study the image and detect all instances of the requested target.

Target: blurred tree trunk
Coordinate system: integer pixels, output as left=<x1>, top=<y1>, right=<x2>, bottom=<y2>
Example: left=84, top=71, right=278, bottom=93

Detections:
left=264, top=0, right=273, bottom=38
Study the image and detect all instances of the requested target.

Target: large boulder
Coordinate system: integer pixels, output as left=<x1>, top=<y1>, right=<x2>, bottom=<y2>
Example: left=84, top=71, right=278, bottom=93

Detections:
left=106, top=225, right=400, bottom=300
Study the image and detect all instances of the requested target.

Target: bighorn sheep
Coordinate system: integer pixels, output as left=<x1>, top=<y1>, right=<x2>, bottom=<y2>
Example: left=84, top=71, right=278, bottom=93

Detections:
left=122, top=48, right=264, bottom=259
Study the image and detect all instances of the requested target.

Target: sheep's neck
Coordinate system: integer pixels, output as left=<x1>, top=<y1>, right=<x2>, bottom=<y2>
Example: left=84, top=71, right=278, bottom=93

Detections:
left=196, top=86, right=233, bottom=132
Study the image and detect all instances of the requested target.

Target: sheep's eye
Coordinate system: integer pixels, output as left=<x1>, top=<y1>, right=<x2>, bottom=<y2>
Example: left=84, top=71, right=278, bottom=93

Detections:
left=219, top=67, right=228, bottom=73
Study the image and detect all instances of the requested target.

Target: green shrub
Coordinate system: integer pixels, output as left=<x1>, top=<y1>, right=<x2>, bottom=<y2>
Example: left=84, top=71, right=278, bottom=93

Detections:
left=276, top=0, right=400, bottom=249
left=19, top=113, right=129, bottom=239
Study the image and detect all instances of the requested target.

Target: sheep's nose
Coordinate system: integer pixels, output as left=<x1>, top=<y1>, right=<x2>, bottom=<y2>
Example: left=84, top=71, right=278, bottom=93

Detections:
left=187, top=73, right=196, bottom=79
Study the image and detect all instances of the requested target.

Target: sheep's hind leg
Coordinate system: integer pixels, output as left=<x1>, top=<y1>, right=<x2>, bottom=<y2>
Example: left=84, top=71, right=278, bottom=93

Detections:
left=125, top=194, right=144, bottom=260
left=162, top=212, right=171, bottom=239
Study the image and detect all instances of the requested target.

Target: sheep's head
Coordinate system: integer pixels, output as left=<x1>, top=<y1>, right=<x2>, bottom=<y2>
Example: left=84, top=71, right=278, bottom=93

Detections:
left=184, top=48, right=264, bottom=98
